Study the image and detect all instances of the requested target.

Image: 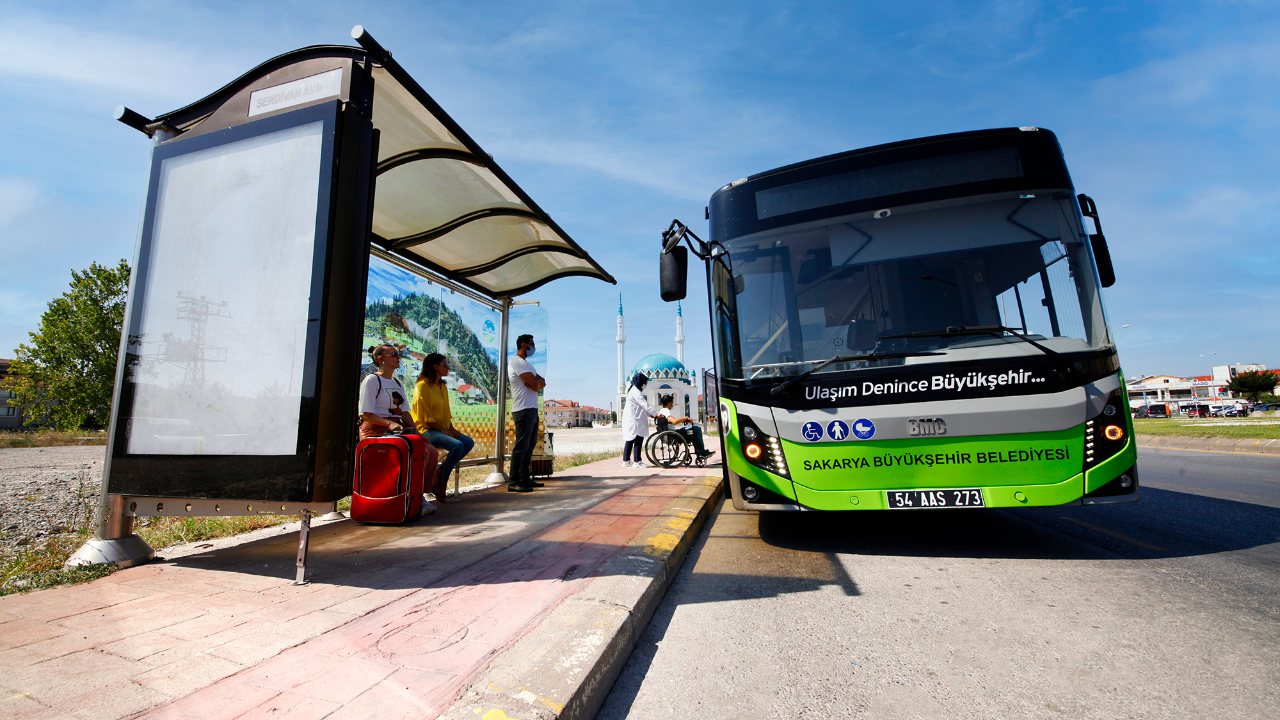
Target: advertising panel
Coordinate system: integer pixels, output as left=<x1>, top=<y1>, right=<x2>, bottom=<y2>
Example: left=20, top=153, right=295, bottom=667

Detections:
left=362, top=257, right=550, bottom=460
left=127, top=121, right=325, bottom=456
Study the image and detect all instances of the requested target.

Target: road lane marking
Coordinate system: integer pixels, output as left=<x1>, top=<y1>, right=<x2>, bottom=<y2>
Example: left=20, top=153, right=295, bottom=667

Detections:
left=1059, top=517, right=1172, bottom=553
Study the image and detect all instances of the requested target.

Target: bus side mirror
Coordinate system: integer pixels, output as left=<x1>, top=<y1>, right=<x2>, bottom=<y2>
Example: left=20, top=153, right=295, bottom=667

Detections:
left=1078, top=193, right=1115, bottom=288
left=660, top=246, right=688, bottom=302
left=1090, top=233, right=1116, bottom=288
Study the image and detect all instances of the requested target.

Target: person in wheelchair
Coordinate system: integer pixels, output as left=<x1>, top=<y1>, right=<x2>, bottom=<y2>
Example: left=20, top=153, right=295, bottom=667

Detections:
left=656, top=394, right=713, bottom=461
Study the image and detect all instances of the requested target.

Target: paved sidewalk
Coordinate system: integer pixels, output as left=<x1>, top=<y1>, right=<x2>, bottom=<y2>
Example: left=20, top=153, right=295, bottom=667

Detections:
left=0, top=457, right=723, bottom=720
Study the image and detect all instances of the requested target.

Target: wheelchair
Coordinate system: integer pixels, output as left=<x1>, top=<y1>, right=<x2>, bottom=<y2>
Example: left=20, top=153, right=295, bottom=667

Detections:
left=644, top=422, right=710, bottom=468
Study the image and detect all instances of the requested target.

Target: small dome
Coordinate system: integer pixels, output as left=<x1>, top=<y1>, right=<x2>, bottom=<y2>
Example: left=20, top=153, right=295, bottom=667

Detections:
left=633, top=353, right=687, bottom=378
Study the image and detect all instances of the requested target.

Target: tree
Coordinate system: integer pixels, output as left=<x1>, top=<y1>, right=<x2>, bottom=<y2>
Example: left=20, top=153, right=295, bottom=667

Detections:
left=5, top=260, right=131, bottom=430
left=1227, top=371, right=1279, bottom=404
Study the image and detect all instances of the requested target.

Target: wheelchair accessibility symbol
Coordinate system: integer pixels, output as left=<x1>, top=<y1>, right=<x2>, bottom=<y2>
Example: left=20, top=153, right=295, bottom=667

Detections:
left=801, top=421, right=824, bottom=442
left=826, top=420, right=849, bottom=441
left=852, top=419, right=876, bottom=440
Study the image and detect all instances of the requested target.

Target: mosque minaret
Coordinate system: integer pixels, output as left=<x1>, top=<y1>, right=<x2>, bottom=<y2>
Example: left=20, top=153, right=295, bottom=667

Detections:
left=616, top=294, right=626, bottom=412
left=675, top=300, right=685, bottom=364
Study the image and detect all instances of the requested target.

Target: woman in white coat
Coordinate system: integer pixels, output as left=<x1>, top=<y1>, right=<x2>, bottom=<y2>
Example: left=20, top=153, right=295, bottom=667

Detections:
left=622, top=372, right=659, bottom=468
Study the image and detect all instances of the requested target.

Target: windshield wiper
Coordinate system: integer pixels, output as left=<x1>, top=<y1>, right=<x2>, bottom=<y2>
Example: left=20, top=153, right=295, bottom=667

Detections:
left=770, top=350, right=943, bottom=397
left=879, top=325, right=1070, bottom=366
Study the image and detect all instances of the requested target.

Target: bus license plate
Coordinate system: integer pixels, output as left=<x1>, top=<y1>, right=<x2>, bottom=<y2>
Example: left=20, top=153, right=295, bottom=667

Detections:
left=886, top=489, right=985, bottom=509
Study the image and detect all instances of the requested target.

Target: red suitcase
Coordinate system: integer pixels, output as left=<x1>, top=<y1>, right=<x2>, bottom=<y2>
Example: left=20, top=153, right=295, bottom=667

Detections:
left=352, top=434, right=435, bottom=523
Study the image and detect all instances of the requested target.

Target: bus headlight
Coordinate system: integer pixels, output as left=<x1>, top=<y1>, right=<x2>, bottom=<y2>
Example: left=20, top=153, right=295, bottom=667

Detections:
left=737, top=415, right=790, bottom=479
left=1085, top=387, right=1130, bottom=472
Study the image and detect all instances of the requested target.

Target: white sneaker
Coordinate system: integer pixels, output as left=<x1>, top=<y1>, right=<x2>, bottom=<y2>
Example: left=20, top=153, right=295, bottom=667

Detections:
left=622, top=461, right=633, bottom=468
left=635, top=461, right=653, bottom=469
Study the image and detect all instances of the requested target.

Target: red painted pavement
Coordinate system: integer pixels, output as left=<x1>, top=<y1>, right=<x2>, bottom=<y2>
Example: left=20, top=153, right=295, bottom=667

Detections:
left=0, top=456, right=718, bottom=720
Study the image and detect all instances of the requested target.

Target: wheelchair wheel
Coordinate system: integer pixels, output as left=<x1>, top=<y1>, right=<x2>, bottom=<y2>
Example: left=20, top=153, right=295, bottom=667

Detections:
left=645, top=430, right=691, bottom=468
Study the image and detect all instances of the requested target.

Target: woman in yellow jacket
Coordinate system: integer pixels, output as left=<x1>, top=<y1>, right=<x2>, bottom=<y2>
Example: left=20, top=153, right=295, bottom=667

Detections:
left=411, top=353, right=475, bottom=503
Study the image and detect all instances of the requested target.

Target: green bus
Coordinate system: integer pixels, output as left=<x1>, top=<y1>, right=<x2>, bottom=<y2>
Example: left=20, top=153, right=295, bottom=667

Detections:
left=660, top=127, right=1138, bottom=511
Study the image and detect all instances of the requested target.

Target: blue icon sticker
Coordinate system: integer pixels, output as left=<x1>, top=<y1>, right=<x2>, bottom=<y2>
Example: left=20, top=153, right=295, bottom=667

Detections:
left=826, top=420, right=849, bottom=441
left=801, top=421, right=824, bottom=442
left=852, top=419, right=876, bottom=440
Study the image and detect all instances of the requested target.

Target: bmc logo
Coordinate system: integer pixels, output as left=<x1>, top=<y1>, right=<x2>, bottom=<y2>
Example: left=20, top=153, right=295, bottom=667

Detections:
left=908, top=418, right=947, bottom=436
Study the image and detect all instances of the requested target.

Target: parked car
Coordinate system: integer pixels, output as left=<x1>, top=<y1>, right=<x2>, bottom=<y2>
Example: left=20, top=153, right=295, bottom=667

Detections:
left=1144, top=404, right=1170, bottom=418
left=1184, top=403, right=1210, bottom=418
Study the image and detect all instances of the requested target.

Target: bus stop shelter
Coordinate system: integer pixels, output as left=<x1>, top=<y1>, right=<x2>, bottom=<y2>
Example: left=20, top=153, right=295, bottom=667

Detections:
left=70, top=26, right=615, bottom=574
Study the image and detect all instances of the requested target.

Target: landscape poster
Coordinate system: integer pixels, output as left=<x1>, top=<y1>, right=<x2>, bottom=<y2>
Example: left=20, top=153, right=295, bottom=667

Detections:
left=362, top=257, right=547, bottom=459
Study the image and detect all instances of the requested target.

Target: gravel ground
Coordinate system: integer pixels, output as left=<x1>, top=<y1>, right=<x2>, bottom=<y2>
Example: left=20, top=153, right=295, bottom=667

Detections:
left=0, top=446, right=103, bottom=555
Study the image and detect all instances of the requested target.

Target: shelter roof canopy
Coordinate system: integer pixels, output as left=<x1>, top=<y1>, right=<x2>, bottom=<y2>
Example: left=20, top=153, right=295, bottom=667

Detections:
left=147, top=42, right=614, bottom=299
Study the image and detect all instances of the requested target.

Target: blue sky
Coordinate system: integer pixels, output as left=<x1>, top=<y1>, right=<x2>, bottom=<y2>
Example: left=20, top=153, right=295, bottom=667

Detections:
left=2, top=1, right=1276, bottom=408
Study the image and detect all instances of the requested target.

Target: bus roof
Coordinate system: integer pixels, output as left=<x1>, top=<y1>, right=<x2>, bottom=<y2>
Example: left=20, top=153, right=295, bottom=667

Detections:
left=709, top=127, right=1076, bottom=242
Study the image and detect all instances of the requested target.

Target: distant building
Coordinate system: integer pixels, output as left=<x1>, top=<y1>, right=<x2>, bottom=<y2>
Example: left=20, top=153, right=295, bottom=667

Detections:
left=543, top=399, right=610, bottom=427
left=453, top=383, right=485, bottom=404
left=0, top=359, right=24, bottom=429
left=1212, top=364, right=1269, bottom=385
left=630, top=353, right=698, bottom=421
left=1126, top=364, right=1276, bottom=407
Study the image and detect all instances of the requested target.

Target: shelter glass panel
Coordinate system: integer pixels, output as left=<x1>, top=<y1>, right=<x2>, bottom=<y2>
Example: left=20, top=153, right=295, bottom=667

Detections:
left=363, top=256, right=503, bottom=458
left=127, top=121, right=325, bottom=455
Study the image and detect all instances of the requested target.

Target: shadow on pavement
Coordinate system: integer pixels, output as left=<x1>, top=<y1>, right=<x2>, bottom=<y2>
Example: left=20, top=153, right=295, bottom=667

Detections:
left=755, top=486, right=1280, bottom=561
left=154, top=471, right=703, bottom=592
left=1016, top=485, right=1280, bottom=559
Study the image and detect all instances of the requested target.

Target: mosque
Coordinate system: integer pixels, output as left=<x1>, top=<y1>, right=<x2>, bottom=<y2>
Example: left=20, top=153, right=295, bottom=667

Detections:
left=616, top=295, right=697, bottom=421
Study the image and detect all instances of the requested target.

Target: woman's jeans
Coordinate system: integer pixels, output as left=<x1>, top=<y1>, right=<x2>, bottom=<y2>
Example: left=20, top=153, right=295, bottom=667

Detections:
left=424, top=430, right=475, bottom=481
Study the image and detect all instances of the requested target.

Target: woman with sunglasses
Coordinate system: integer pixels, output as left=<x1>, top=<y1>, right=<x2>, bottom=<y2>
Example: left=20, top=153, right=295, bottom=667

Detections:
left=412, top=353, right=476, bottom=502
left=359, top=343, right=419, bottom=440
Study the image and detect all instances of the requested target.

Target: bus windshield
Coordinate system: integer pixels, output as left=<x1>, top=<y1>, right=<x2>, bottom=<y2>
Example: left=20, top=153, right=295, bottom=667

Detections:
left=720, top=192, right=1109, bottom=381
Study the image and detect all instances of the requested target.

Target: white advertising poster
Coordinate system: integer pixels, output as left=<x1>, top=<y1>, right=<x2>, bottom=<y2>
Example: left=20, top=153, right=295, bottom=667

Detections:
left=127, top=121, right=325, bottom=455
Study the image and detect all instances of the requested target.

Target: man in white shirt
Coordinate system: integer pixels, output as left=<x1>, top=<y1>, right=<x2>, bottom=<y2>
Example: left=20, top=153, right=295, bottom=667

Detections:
left=507, top=333, right=545, bottom=492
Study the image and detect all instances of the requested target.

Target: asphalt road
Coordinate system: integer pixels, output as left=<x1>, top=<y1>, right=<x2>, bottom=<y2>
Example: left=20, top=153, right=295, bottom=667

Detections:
left=598, top=447, right=1280, bottom=719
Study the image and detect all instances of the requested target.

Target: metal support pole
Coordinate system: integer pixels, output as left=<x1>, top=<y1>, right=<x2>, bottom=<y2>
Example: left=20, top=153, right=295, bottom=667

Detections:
left=293, top=509, right=313, bottom=586
left=486, top=297, right=512, bottom=484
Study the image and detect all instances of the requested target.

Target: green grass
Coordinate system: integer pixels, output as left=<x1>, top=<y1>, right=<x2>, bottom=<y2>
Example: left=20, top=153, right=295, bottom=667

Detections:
left=1, top=514, right=299, bottom=596
left=0, top=429, right=108, bottom=449
left=1134, top=417, right=1280, bottom=440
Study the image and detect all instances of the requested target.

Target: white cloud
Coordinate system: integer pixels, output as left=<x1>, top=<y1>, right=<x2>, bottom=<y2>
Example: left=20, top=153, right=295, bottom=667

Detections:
left=1093, top=38, right=1280, bottom=128
left=0, top=15, right=249, bottom=104
left=496, top=135, right=712, bottom=200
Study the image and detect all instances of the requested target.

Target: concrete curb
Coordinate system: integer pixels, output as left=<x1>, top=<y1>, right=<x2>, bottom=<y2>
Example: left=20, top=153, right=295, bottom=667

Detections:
left=440, top=474, right=724, bottom=720
left=1136, top=434, right=1280, bottom=455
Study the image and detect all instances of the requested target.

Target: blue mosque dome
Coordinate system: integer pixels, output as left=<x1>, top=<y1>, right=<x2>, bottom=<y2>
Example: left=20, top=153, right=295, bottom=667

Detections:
left=632, top=353, right=689, bottom=380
